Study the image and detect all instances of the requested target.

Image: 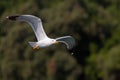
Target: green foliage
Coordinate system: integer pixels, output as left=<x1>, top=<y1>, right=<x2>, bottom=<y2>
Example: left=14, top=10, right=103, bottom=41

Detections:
left=0, top=0, right=120, bottom=80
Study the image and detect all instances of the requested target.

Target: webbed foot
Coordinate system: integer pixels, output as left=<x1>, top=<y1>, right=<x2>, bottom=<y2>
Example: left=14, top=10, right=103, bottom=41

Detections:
left=33, top=45, right=39, bottom=50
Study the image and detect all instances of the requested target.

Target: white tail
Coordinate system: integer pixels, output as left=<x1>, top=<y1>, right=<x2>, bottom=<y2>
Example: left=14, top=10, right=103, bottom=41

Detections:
left=28, top=42, right=37, bottom=47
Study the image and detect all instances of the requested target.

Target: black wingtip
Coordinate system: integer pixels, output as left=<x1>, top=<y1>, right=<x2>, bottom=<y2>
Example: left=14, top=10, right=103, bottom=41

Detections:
left=6, top=15, right=19, bottom=20
left=68, top=48, right=75, bottom=55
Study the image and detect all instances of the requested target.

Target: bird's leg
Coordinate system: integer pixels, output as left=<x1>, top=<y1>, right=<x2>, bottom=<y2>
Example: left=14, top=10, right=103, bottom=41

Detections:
left=33, top=45, right=39, bottom=50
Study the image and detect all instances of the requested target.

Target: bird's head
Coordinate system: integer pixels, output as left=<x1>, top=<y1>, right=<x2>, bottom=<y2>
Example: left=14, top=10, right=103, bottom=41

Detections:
left=6, top=15, right=19, bottom=21
left=51, top=39, right=59, bottom=45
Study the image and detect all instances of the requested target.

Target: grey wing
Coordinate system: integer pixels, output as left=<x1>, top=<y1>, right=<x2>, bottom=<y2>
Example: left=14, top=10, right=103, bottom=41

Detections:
left=19, top=15, right=48, bottom=41
left=29, top=19, right=48, bottom=41
left=55, top=36, right=75, bottom=49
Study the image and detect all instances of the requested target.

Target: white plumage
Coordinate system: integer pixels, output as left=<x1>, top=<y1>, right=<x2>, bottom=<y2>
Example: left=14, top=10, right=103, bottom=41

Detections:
left=6, top=15, right=75, bottom=54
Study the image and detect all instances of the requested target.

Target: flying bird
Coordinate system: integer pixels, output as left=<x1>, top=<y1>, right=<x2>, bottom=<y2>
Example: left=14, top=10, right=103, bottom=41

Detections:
left=6, top=15, right=75, bottom=55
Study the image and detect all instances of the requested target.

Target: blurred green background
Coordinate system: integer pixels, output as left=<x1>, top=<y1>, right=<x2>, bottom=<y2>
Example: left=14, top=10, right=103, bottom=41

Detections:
left=0, top=0, right=120, bottom=80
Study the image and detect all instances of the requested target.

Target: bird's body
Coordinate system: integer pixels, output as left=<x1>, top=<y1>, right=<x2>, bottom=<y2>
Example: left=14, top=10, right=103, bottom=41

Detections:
left=29, top=38, right=56, bottom=48
left=37, top=39, right=54, bottom=48
left=6, top=15, right=75, bottom=54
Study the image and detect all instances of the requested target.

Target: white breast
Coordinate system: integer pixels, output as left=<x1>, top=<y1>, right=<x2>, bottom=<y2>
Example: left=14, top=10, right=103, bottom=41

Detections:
left=37, top=38, right=53, bottom=48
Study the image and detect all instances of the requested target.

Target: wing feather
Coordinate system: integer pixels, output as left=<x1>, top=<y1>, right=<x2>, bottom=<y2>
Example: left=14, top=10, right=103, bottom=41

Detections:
left=17, top=15, right=48, bottom=41
left=55, top=36, right=75, bottom=49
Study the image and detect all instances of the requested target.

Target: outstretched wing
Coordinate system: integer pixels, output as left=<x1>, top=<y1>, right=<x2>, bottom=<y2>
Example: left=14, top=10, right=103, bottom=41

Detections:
left=17, top=15, right=48, bottom=41
left=55, top=36, right=75, bottom=49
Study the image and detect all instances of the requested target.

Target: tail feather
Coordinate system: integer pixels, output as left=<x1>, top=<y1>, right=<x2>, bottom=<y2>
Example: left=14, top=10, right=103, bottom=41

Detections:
left=28, top=42, right=36, bottom=47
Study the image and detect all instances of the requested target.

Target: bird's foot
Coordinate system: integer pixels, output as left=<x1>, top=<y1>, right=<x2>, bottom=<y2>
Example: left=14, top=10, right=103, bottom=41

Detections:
left=33, top=45, right=39, bottom=50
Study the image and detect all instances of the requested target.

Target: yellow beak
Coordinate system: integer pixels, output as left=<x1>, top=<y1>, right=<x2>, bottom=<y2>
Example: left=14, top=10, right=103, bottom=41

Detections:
left=54, top=41, right=59, bottom=44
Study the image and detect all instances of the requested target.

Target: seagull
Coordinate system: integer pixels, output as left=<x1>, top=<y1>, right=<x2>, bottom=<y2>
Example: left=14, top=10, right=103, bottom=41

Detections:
left=6, top=15, right=75, bottom=55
